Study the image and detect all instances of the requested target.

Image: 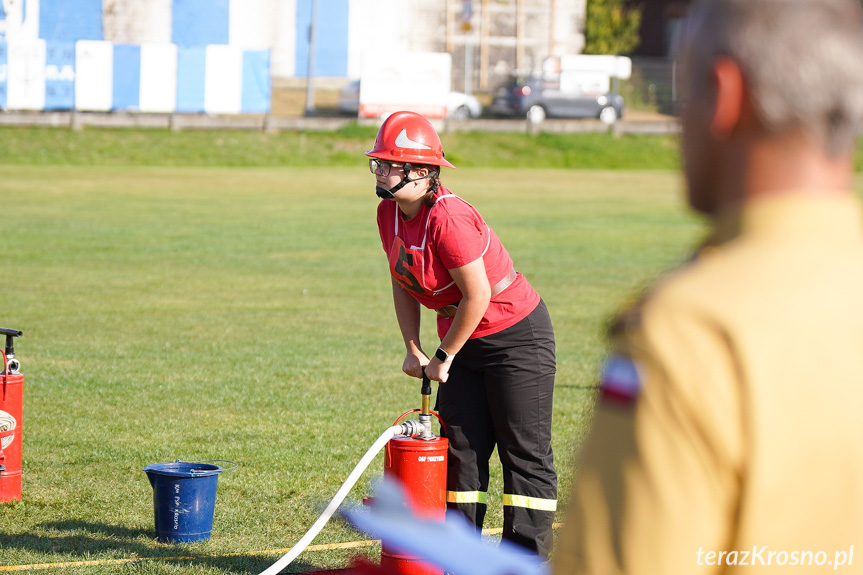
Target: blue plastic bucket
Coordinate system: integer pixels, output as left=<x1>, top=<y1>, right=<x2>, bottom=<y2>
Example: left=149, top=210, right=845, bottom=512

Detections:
left=143, top=459, right=237, bottom=543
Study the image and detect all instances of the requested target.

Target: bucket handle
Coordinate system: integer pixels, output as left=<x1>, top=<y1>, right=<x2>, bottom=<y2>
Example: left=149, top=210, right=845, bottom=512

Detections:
left=174, top=459, right=239, bottom=474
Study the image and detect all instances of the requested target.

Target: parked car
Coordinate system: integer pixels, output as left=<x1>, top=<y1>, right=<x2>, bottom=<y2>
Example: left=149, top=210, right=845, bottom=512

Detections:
left=337, top=80, right=483, bottom=120
left=491, top=75, right=624, bottom=124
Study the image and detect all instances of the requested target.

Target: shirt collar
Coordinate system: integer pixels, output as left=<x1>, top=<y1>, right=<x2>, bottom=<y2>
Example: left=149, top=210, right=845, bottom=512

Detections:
left=704, top=191, right=863, bottom=248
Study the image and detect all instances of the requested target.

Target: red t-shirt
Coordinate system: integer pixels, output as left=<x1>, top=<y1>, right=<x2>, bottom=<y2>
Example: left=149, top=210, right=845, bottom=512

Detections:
left=377, top=186, right=540, bottom=339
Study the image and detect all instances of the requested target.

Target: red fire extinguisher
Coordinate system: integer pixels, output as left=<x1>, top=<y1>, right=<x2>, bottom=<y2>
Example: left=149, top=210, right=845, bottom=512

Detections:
left=381, top=374, right=448, bottom=575
left=0, top=327, right=24, bottom=503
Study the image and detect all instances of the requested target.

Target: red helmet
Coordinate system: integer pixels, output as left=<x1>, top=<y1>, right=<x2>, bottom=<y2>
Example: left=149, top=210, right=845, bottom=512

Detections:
left=365, top=111, right=456, bottom=169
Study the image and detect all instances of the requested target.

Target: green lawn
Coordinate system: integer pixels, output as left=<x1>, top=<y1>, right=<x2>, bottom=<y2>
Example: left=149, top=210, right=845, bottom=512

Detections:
left=0, top=126, right=682, bottom=170
left=5, top=123, right=863, bottom=572
left=0, top=162, right=705, bottom=573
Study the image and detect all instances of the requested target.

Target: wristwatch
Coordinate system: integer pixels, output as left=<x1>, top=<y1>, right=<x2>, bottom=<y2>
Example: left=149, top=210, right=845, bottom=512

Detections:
left=435, top=347, right=455, bottom=363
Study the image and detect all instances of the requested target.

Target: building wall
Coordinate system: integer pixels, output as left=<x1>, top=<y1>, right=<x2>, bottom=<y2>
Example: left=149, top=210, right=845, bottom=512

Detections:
left=103, top=0, right=172, bottom=45
left=40, top=0, right=103, bottom=41
left=295, top=0, right=349, bottom=77
left=0, top=0, right=271, bottom=113
left=346, top=0, right=411, bottom=79
left=551, top=0, right=587, bottom=57
left=0, top=0, right=588, bottom=86
left=448, top=0, right=587, bottom=91
left=627, top=0, right=690, bottom=58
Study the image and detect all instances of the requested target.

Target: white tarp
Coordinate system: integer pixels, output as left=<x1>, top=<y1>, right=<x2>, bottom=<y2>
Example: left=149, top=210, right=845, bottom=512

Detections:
left=560, top=55, right=632, bottom=79
left=559, top=54, right=632, bottom=95
left=228, top=0, right=274, bottom=49
left=0, top=36, right=268, bottom=113
left=359, top=52, right=451, bottom=119
left=74, top=40, right=113, bottom=111
left=347, top=0, right=409, bottom=80
left=204, top=44, right=242, bottom=114
left=139, top=43, right=177, bottom=112
left=268, top=0, right=296, bottom=78
left=0, top=0, right=40, bottom=42
left=6, top=39, right=45, bottom=110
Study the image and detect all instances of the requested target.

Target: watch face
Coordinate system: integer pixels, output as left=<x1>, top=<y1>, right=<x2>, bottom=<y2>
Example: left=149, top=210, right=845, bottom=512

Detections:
left=436, top=347, right=451, bottom=362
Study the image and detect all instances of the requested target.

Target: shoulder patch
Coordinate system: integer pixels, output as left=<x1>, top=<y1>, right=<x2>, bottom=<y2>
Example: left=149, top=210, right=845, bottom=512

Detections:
left=599, top=354, right=643, bottom=405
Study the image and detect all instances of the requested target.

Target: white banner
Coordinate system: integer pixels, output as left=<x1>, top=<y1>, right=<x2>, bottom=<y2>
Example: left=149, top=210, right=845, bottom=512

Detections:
left=75, top=40, right=113, bottom=111
left=228, top=0, right=273, bottom=50
left=0, top=0, right=40, bottom=42
left=6, top=39, right=45, bottom=110
left=0, top=38, right=268, bottom=114
left=139, top=43, right=177, bottom=113
left=204, top=44, right=242, bottom=114
left=560, top=55, right=632, bottom=80
left=359, top=51, right=451, bottom=119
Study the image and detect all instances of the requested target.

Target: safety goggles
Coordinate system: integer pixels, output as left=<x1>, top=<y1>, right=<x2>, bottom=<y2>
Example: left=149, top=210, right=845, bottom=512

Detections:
left=369, top=158, right=404, bottom=177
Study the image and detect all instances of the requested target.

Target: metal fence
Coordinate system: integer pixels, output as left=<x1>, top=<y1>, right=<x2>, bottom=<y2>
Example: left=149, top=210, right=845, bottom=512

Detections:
left=0, top=109, right=680, bottom=135
left=624, top=57, right=678, bottom=116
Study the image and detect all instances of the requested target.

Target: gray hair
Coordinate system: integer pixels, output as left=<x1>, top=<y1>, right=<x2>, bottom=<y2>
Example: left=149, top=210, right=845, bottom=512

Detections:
left=684, top=0, right=863, bottom=156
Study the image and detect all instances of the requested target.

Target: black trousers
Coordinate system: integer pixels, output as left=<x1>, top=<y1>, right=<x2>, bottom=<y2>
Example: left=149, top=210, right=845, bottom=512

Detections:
left=436, top=300, right=557, bottom=557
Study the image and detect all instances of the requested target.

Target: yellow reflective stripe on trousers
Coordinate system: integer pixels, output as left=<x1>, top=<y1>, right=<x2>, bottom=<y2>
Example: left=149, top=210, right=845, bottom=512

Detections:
left=446, top=491, right=488, bottom=504
left=503, top=493, right=557, bottom=511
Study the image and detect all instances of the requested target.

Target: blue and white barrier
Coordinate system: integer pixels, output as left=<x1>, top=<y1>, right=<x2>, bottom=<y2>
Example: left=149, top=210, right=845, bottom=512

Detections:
left=0, top=39, right=271, bottom=114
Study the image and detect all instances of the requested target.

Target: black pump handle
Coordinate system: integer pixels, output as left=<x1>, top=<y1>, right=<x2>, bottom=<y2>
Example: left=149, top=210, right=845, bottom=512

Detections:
left=421, top=368, right=432, bottom=396
left=0, top=327, right=23, bottom=357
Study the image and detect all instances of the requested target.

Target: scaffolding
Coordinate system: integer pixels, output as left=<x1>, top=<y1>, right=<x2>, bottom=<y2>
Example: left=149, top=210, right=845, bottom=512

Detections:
left=444, top=0, right=586, bottom=92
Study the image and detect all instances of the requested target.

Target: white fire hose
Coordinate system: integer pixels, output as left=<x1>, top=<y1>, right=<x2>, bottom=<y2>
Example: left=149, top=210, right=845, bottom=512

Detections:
left=257, top=420, right=424, bottom=575
left=0, top=411, right=15, bottom=451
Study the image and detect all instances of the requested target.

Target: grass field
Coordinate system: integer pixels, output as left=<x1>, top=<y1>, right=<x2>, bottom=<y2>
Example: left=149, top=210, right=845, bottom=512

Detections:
left=0, top=126, right=683, bottom=170
left=0, top=162, right=705, bottom=573
left=0, top=126, right=711, bottom=573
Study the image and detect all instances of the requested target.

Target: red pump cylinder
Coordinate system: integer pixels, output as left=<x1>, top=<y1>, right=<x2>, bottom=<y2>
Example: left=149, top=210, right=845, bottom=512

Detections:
left=381, top=411, right=448, bottom=575
left=0, top=372, right=23, bottom=503
left=0, top=328, right=24, bottom=503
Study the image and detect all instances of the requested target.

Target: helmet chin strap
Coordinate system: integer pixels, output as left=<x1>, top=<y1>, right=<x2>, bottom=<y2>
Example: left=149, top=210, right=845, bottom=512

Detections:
left=375, top=186, right=396, bottom=199
left=374, top=163, right=432, bottom=199
left=375, top=176, right=422, bottom=199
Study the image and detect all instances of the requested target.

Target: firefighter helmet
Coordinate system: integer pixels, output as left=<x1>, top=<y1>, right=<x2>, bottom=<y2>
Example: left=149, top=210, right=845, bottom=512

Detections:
left=365, top=111, right=456, bottom=169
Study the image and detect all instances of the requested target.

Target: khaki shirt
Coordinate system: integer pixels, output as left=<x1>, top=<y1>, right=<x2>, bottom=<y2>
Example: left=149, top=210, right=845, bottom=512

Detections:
left=554, top=193, right=863, bottom=574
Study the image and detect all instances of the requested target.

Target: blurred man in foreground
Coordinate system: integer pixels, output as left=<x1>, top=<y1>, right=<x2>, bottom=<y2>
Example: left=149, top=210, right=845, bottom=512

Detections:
left=554, top=0, right=863, bottom=573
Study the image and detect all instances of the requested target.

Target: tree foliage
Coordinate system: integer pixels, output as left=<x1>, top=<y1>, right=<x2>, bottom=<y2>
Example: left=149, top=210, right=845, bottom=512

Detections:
left=583, top=0, right=643, bottom=55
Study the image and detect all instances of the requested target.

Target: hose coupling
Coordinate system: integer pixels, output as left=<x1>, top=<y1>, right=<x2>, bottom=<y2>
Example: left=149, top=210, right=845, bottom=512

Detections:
left=417, top=413, right=435, bottom=440
left=397, top=420, right=424, bottom=437
left=6, top=356, right=20, bottom=375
